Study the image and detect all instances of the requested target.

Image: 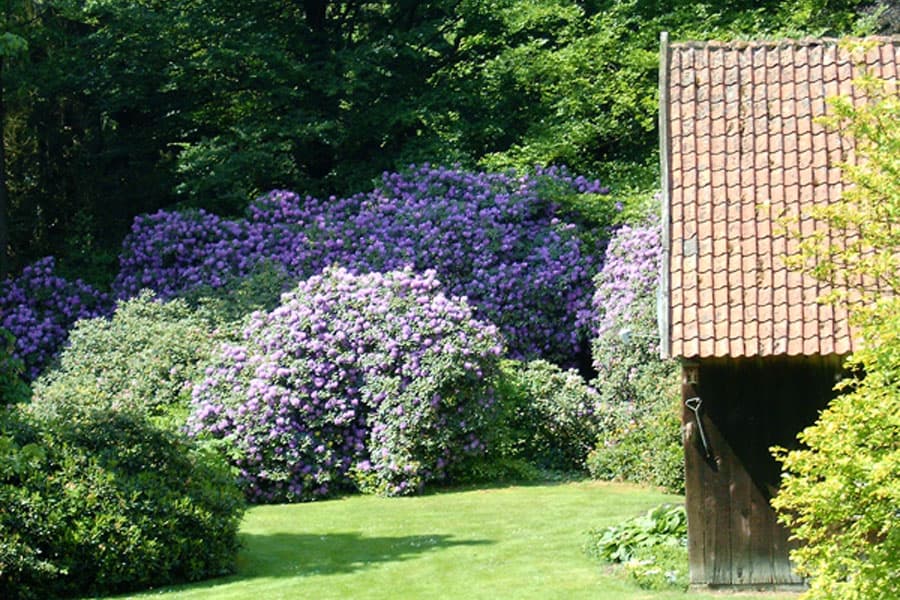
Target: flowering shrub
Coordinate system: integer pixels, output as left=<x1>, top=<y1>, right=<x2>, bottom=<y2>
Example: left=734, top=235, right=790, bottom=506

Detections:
left=592, top=218, right=673, bottom=403
left=0, top=257, right=111, bottom=380
left=189, top=267, right=504, bottom=503
left=116, top=165, right=607, bottom=364
left=589, top=218, right=682, bottom=492
left=592, top=218, right=661, bottom=340
left=31, top=292, right=218, bottom=430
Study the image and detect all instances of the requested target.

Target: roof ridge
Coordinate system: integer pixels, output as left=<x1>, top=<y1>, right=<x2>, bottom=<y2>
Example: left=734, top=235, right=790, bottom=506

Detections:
left=669, top=35, right=900, bottom=50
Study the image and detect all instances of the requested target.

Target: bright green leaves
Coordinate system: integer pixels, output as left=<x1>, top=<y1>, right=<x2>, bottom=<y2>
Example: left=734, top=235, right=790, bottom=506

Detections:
left=774, top=56, right=900, bottom=600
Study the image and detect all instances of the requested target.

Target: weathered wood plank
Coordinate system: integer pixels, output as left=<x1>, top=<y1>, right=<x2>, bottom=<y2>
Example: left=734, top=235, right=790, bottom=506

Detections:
left=749, top=470, right=776, bottom=586
left=704, top=408, right=733, bottom=586
left=693, top=355, right=841, bottom=587
left=681, top=362, right=706, bottom=585
left=729, top=448, right=753, bottom=585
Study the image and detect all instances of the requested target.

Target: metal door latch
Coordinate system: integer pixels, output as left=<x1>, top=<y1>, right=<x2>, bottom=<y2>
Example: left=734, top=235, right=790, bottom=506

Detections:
left=685, top=397, right=712, bottom=459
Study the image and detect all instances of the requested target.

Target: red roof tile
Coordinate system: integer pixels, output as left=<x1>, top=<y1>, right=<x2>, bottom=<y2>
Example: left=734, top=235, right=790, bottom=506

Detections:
left=661, top=36, right=899, bottom=358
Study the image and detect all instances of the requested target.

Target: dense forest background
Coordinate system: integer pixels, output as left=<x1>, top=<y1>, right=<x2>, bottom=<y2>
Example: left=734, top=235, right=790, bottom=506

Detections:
left=1, top=0, right=895, bottom=285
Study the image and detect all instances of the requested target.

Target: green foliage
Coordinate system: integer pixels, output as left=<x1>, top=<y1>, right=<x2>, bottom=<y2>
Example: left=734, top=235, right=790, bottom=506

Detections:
left=30, top=292, right=217, bottom=429
left=182, top=261, right=298, bottom=328
left=0, top=32, right=26, bottom=57
left=773, top=299, right=900, bottom=600
left=585, top=502, right=686, bottom=557
left=786, top=55, right=900, bottom=303
left=773, top=64, right=900, bottom=600
left=622, top=543, right=689, bottom=591
left=585, top=503, right=688, bottom=590
left=586, top=393, right=684, bottom=494
left=2, top=0, right=873, bottom=277
left=590, top=217, right=683, bottom=493
left=0, top=407, right=245, bottom=599
left=490, top=359, right=615, bottom=473
left=0, top=329, right=30, bottom=406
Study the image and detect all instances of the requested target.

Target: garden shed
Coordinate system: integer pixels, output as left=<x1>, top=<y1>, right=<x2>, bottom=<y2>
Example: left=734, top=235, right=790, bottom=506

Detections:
left=657, top=34, right=899, bottom=589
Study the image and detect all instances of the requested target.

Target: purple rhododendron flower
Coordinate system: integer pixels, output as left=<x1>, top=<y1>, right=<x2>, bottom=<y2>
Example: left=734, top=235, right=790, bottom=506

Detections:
left=115, top=165, right=607, bottom=365
left=188, top=267, right=505, bottom=503
left=0, top=257, right=112, bottom=379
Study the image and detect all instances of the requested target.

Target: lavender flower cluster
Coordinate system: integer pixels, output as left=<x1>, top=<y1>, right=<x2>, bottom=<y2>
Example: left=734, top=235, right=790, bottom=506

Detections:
left=115, top=165, right=606, bottom=364
left=592, top=219, right=661, bottom=339
left=0, top=257, right=111, bottom=379
left=591, top=218, right=662, bottom=379
left=188, top=267, right=504, bottom=503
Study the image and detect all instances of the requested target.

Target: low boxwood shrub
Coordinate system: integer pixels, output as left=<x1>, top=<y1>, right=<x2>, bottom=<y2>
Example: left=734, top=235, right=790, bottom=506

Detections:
left=490, top=359, right=614, bottom=472
left=189, top=267, right=505, bottom=503
left=30, top=292, right=218, bottom=430
left=0, top=406, right=244, bottom=599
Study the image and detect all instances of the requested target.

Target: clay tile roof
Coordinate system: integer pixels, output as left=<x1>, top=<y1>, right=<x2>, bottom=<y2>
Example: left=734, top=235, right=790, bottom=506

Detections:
left=660, top=36, right=900, bottom=359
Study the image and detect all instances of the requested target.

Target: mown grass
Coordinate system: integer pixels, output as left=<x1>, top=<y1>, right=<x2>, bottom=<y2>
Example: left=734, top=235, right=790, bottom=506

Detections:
left=104, top=480, right=795, bottom=600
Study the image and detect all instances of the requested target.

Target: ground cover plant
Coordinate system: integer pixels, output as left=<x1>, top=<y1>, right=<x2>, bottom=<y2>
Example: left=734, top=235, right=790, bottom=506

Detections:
left=189, top=267, right=505, bottom=503
left=585, top=503, right=688, bottom=591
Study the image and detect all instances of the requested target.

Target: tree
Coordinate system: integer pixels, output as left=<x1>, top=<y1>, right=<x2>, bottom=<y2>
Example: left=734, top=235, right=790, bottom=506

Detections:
left=0, top=1, right=32, bottom=278
left=772, top=50, right=900, bottom=599
left=0, top=0, right=873, bottom=284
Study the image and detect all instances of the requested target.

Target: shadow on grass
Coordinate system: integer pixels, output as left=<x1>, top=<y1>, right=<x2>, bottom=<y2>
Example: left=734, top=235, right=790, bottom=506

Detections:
left=121, top=532, right=492, bottom=597
left=237, top=531, right=493, bottom=578
left=423, top=472, right=591, bottom=496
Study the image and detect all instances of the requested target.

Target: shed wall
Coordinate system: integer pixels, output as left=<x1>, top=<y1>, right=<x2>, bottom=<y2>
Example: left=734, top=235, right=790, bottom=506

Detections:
left=682, top=355, right=843, bottom=588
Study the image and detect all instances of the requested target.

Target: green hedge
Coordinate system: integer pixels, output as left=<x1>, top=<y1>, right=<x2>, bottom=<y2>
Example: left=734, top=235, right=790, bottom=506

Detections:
left=479, top=359, right=615, bottom=476
left=0, top=407, right=245, bottom=599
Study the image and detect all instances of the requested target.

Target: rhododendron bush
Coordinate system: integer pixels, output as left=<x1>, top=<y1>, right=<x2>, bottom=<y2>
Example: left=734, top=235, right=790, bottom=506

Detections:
left=115, top=165, right=607, bottom=365
left=0, top=257, right=111, bottom=379
left=588, top=218, right=682, bottom=492
left=188, top=267, right=504, bottom=502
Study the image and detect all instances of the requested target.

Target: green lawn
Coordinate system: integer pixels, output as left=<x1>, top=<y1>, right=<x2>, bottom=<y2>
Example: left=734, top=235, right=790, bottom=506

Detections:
left=106, top=480, right=795, bottom=600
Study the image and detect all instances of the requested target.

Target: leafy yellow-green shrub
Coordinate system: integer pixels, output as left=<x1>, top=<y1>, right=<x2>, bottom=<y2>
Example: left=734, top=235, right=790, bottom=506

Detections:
left=773, top=299, right=900, bottom=600
left=774, top=61, right=900, bottom=600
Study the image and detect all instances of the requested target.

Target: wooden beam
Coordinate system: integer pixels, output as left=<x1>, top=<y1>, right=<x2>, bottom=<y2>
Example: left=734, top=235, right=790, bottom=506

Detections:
left=681, top=359, right=705, bottom=585
left=657, top=31, right=672, bottom=359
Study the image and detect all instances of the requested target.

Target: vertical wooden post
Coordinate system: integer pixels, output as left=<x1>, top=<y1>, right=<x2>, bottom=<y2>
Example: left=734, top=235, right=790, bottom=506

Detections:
left=657, top=31, right=672, bottom=359
left=681, top=359, right=705, bottom=585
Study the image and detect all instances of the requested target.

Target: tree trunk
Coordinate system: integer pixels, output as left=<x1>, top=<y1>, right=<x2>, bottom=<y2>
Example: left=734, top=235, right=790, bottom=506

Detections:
left=303, top=0, right=327, bottom=30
